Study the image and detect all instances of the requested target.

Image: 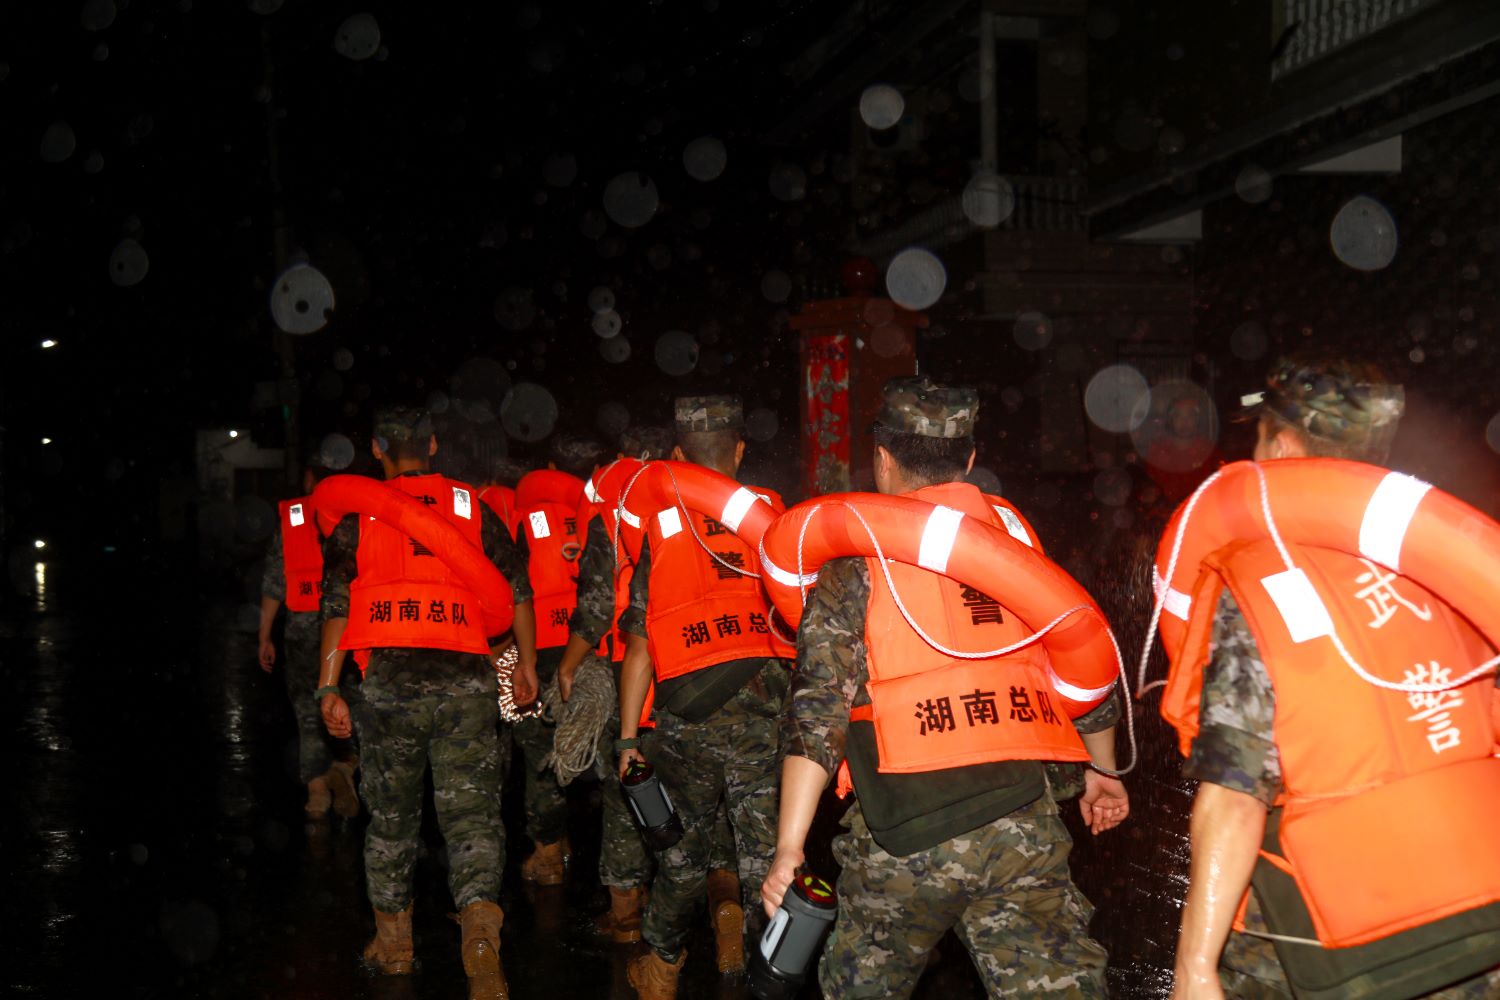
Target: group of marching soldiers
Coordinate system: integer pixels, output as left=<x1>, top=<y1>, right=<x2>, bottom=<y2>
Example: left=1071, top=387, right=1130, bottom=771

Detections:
left=259, top=360, right=1500, bottom=1000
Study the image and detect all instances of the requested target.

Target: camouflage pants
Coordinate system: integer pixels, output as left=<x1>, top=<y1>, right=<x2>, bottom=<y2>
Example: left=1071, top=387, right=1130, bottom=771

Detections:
left=283, top=611, right=359, bottom=784
left=512, top=648, right=567, bottom=846
left=1221, top=893, right=1500, bottom=999
left=820, top=794, right=1108, bottom=999
left=352, top=650, right=504, bottom=913
left=639, top=686, right=782, bottom=959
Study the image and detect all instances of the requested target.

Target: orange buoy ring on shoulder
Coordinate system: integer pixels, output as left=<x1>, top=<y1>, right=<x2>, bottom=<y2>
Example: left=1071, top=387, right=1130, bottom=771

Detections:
left=618, top=460, right=783, bottom=552
left=516, top=469, right=585, bottom=511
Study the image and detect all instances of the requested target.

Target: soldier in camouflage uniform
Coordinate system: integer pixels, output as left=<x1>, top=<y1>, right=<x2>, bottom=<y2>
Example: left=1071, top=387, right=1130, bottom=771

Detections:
left=615, top=396, right=793, bottom=1000
left=315, top=406, right=538, bottom=1000
left=1175, top=356, right=1500, bottom=1000
left=763, top=376, right=1127, bottom=999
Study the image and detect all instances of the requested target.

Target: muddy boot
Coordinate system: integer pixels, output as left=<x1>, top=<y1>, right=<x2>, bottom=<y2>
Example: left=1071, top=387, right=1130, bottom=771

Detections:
left=325, top=757, right=360, bottom=818
left=593, top=885, right=648, bottom=944
left=705, top=868, right=744, bottom=973
left=459, top=900, right=508, bottom=1000
left=361, top=904, right=414, bottom=975
left=304, top=776, right=332, bottom=818
left=627, top=948, right=684, bottom=1000
left=519, top=839, right=568, bottom=887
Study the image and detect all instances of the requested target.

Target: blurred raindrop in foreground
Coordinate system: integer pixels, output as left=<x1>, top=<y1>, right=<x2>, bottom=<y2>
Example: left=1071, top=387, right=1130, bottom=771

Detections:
left=500, top=382, right=558, bottom=443
left=39, top=121, right=77, bottom=163
left=270, top=263, right=335, bottom=335
left=745, top=408, right=779, bottom=442
left=962, top=169, right=1015, bottom=228
left=603, top=172, right=659, bottom=228
left=599, top=337, right=631, bottom=364
left=858, top=84, right=904, bottom=130
left=1012, top=311, right=1052, bottom=351
left=592, top=309, right=622, bottom=338
left=1330, top=195, right=1398, bottom=271
left=334, top=13, right=381, bottom=61
left=319, top=433, right=356, bottom=470
left=1083, top=364, right=1150, bottom=434
left=682, top=136, right=727, bottom=182
left=885, top=248, right=946, bottom=310
left=597, top=402, right=630, bottom=438
left=109, top=239, right=149, bottom=287
left=654, top=331, right=699, bottom=376
left=587, top=286, right=615, bottom=314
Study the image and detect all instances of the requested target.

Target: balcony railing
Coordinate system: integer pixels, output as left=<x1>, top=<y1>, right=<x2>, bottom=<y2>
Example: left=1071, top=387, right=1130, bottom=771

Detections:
left=853, top=175, right=1086, bottom=260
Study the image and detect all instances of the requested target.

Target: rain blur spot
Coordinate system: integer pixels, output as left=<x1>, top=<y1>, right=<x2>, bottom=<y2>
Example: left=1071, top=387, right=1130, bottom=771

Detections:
left=159, top=900, right=220, bottom=965
left=967, top=465, right=1002, bottom=495
left=235, top=495, right=275, bottom=543
left=1000, top=387, right=1023, bottom=412
left=1485, top=413, right=1500, bottom=454
left=1083, top=365, right=1150, bottom=433
left=1113, top=106, right=1155, bottom=152
left=858, top=84, right=904, bottom=130
left=427, top=389, right=451, bottom=414
left=109, top=238, right=149, bottom=287
left=1012, top=311, right=1052, bottom=351
left=587, top=286, right=615, bottom=313
left=39, top=121, right=77, bottom=164
left=128, top=843, right=148, bottom=866
left=885, top=248, right=946, bottom=310
left=1093, top=467, right=1133, bottom=506
left=1230, top=321, right=1267, bottom=360
left=332, top=347, right=354, bottom=371
left=654, top=330, right=698, bottom=376
left=869, top=323, right=909, bottom=358
left=270, top=263, right=335, bottom=334
left=247, top=0, right=283, bottom=12
left=334, top=13, right=380, bottom=61
left=81, top=0, right=116, bottom=31
left=500, top=382, right=558, bottom=442
left=962, top=169, right=1015, bottom=228
left=1086, top=6, right=1120, bottom=39
left=493, top=286, right=537, bottom=332
left=592, top=309, right=622, bottom=338
left=768, top=162, right=807, bottom=203
left=602, top=172, right=659, bottom=228
left=316, top=371, right=343, bottom=400
left=450, top=357, right=512, bottom=421
left=542, top=152, right=577, bottom=188
left=1157, top=126, right=1186, bottom=156
left=596, top=401, right=630, bottom=437
left=1235, top=165, right=1273, bottom=204
left=745, top=408, right=778, bottom=442
left=682, top=136, right=727, bottom=182
left=318, top=433, right=356, bottom=470
left=599, top=337, right=631, bottom=364
left=83, top=150, right=104, bottom=173
left=760, top=270, right=791, bottom=303
left=93, top=43, right=109, bottom=61
left=1133, top=380, right=1220, bottom=475
left=1330, top=195, right=1398, bottom=271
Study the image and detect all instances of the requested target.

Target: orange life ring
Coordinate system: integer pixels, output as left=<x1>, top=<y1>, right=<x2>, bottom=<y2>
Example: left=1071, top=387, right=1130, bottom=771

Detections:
left=1150, top=459, right=1500, bottom=672
left=516, top=469, right=585, bottom=511
left=760, top=493, right=1120, bottom=718
left=312, top=474, right=516, bottom=638
left=617, top=460, right=782, bottom=553
left=582, top=458, right=647, bottom=560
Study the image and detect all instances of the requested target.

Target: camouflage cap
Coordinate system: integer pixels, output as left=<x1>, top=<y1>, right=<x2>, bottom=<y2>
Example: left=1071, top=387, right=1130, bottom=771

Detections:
left=620, top=424, right=675, bottom=460
left=549, top=433, right=608, bottom=477
left=373, top=405, right=435, bottom=450
left=491, top=456, right=530, bottom=488
left=674, top=395, right=744, bottom=433
left=1244, top=355, right=1404, bottom=448
left=876, top=376, right=978, bottom=439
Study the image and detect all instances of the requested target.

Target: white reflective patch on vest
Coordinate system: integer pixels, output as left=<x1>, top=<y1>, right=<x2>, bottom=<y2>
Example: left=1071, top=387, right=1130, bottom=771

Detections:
left=1358, top=472, right=1431, bottom=573
left=453, top=487, right=472, bottom=520
left=1153, top=568, right=1193, bottom=621
left=719, top=487, right=758, bottom=533
left=1260, top=568, right=1334, bottom=644
left=584, top=478, right=603, bottom=504
left=991, top=505, right=1032, bottom=547
left=917, top=506, right=964, bottom=574
left=656, top=507, right=682, bottom=539
left=289, top=503, right=305, bottom=527
left=529, top=510, right=551, bottom=539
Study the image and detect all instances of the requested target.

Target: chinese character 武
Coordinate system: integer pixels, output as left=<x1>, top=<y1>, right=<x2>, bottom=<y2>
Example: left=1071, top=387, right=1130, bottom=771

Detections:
left=702, top=517, right=730, bottom=537
left=1353, top=559, right=1432, bottom=630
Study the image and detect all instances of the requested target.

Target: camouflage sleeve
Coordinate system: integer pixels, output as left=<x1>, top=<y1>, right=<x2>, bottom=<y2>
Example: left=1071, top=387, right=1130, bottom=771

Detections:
left=261, top=528, right=286, bottom=602
left=320, top=513, right=360, bottom=620
left=568, top=517, right=617, bottom=646
left=1183, top=591, right=1283, bottom=806
left=1072, top=686, right=1123, bottom=734
left=781, top=557, right=870, bottom=778
left=481, top=502, right=533, bottom=605
left=618, top=543, right=651, bottom=639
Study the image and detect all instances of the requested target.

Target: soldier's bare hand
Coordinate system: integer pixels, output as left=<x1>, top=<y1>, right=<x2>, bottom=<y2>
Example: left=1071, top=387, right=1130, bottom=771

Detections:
left=513, top=657, right=540, bottom=705
left=617, top=748, right=645, bottom=779
left=257, top=638, right=276, bottom=673
left=762, top=848, right=804, bottom=918
left=558, top=661, right=578, bottom=703
left=321, top=693, right=353, bottom=739
left=1080, top=770, right=1129, bottom=834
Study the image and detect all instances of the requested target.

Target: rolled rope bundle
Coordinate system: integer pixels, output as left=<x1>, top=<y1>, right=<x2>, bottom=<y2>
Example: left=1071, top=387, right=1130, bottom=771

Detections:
left=541, top=654, right=615, bottom=785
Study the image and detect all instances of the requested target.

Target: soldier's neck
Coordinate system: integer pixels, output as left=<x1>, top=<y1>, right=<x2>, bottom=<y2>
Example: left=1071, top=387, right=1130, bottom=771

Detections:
left=382, top=457, right=432, bottom=479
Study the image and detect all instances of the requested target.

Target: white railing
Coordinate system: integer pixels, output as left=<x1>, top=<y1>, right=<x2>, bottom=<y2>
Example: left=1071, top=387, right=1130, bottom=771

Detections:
left=853, top=175, right=1085, bottom=259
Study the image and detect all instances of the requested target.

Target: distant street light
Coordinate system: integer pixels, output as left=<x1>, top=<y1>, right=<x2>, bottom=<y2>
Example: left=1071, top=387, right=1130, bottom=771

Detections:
left=40, top=339, right=58, bottom=349
left=33, top=539, right=46, bottom=550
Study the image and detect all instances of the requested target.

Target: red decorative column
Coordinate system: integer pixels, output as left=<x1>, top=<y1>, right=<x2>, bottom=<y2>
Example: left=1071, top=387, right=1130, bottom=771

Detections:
left=791, top=258, right=927, bottom=497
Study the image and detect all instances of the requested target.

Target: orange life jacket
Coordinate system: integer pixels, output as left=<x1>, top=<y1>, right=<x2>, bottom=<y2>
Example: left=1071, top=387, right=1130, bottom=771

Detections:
left=339, top=473, right=493, bottom=658
left=479, top=485, right=520, bottom=539
left=852, top=483, right=1092, bottom=777
left=641, top=480, right=795, bottom=681
left=515, top=470, right=584, bottom=650
left=1154, top=461, right=1500, bottom=949
left=581, top=459, right=648, bottom=663
left=278, top=495, right=324, bottom=613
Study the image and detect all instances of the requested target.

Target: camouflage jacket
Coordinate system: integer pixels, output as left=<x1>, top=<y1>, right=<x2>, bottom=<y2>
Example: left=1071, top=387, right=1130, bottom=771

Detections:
left=261, top=528, right=288, bottom=603
left=567, top=515, right=619, bottom=647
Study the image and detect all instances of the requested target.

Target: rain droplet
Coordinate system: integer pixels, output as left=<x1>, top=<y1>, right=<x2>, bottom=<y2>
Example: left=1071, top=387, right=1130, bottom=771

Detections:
left=745, top=408, right=778, bottom=442
left=39, top=121, right=77, bottom=164
left=334, top=13, right=380, bottom=61
left=602, top=172, right=659, bottom=228
left=492, top=286, right=536, bottom=332
left=654, top=330, right=698, bottom=376
left=1093, top=468, right=1133, bottom=506
left=1132, top=381, right=1219, bottom=473
left=247, top=0, right=283, bottom=12
left=579, top=211, right=608, bottom=240
left=884, top=248, right=946, bottom=310
left=858, top=84, right=904, bottom=130
left=500, top=382, right=558, bottom=443
left=591, top=309, right=622, bottom=338
left=962, top=169, right=1015, bottom=228
left=269, top=263, right=335, bottom=334
left=587, top=286, right=615, bottom=314
left=599, top=336, right=631, bottom=364
left=1234, top=165, right=1273, bottom=204
left=760, top=270, right=791, bottom=303
left=1087, top=7, right=1120, bottom=39
left=1330, top=195, right=1398, bottom=272
left=1485, top=413, right=1500, bottom=454
left=1000, top=387, right=1023, bottom=412
left=596, top=401, right=630, bottom=437
left=1114, top=107, right=1155, bottom=153
left=542, top=153, right=577, bottom=188
left=1230, top=321, right=1267, bottom=360
left=768, top=163, right=807, bottom=203
left=81, top=0, right=117, bottom=31
left=869, top=323, right=909, bottom=358
left=109, top=238, right=149, bottom=287
left=92, top=43, right=109, bottom=61
left=1157, top=126, right=1186, bottom=156
left=332, top=348, right=354, bottom=371
left=1083, top=365, right=1150, bottom=434
left=318, top=433, right=356, bottom=470
left=83, top=150, right=104, bottom=174
left=1012, top=311, right=1052, bottom=351
left=159, top=900, right=220, bottom=966
left=682, top=136, right=727, bottom=182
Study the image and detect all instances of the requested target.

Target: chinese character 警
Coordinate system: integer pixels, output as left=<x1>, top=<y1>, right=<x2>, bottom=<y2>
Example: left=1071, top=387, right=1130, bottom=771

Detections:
left=959, top=585, right=1005, bottom=626
left=713, top=551, right=747, bottom=580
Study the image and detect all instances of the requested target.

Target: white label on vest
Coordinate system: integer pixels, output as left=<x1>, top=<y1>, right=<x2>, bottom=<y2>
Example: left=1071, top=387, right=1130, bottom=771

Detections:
left=289, top=503, right=305, bottom=527
left=656, top=506, right=683, bottom=539
left=453, top=487, right=472, bottom=520
left=992, top=505, right=1032, bottom=547
left=1358, top=472, right=1431, bottom=573
left=719, top=487, right=758, bottom=533
left=1260, top=568, right=1334, bottom=644
left=584, top=478, right=603, bottom=504
left=917, top=506, right=964, bottom=574
left=529, top=510, right=551, bottom=539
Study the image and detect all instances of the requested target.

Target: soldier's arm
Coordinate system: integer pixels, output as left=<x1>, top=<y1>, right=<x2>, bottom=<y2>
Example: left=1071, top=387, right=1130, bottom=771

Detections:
left=257, top=531, right=286, bottom=672
left=558, top=517, right=618, bottom=700
left=481, top=504, right=539, bottom=703
left=615, top=546, right=654, bottom=772
left=317, top=514, right=360, bottom=738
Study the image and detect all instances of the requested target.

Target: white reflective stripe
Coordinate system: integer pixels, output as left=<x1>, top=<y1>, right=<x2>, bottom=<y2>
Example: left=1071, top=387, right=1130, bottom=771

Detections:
left=289, top=503, right=305, bottom=527
left=1153, top=568, right=1193, bottom=621
left=584, top=478, right=602, bottom=504
left=991, top=505, right=1032, bottom=547
left=917, top=506, right=964, bottom=574
left=452, top=487, right=472, bottom=520
left=719, top=487, right=759, bottom=533
left=1049, top=670, right=1117, bottom=704
left=656, top=507, right=682, bottom=539
left=620, top=507, right=641, bottom=529
left=528, top=510, right=551, bottom=539
left=1358, top=472, right=1431, bottom=572
left=762, top=556, right=819, bottom=589
left=1260, top=568, right=1334, bottom=644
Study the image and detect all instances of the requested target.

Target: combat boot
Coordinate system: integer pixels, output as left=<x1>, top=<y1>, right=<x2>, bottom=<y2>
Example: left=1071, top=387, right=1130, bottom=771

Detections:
left=519, top=837, right=569, bottom=886
left=593, top=885, right=648, bottom=943
left=361, top=904, right=414, bottom=975
left=705, top=868, right=744, bottom=973
left=325, top=757, right=360, bottom=818
left=459, top=900, right=509, bottom=1000
left=304, top=776, right=332, bottom=818
left=627, top=948, right=684, bottom=1000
